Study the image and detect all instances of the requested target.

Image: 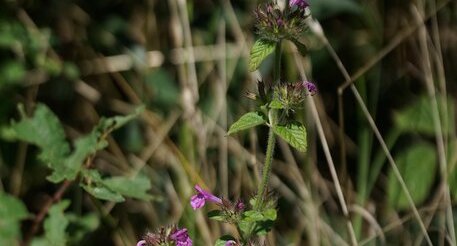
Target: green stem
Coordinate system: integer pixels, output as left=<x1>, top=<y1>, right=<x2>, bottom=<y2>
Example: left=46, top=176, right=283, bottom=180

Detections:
left=255, top=41, right=281, bottom=209
left=255, top=123, right=277, bottom=210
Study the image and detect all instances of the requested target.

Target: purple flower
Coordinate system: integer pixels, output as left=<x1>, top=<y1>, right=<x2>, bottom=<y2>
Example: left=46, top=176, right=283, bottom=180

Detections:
left=289, top=0, right=310, bottom=9
left=170, top=228, right=193, bottom=246
left=136, top=240, right=146, bottom=246
left=302, top=81, right=317, bottom=95
left=190, top=185, right=222, bottom=210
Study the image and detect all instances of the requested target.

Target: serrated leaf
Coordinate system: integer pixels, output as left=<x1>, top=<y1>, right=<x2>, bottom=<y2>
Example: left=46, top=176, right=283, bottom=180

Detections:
left=387, top=143, right=437, bottom=210
left=273, top=123, right=307, bottom=152
left=249, top=39, right=276, bottom=71
left=47, top=130, right=103, bottom=183
left=1, top=104, right=143, bottom=183
left=0, top=104, right=70, bottom=169
left=103, top=175, right=152, bottom=201
left=228, top=112, right=266, bottom=135
left=0, top=193, right=29, bottom=244
left=43, top=200, right=70, bottom=246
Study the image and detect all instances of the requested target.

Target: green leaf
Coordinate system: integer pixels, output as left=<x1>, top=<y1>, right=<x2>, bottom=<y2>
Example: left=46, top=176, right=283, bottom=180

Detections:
left=273, top=123, right=307, bottom=152
left=1, top=104, right=144, bottom=183
left=43, top=200, right=70, bottom=246
left=0, top=193, right=29, bottom=245
left=47, top=129, right=103, bottom=183
left=80, top=170, right=125, bottom=202
left=1, top=104, right=70, bottom=168
left=243, top=210, right=264, bottom=222
left=262, top=208, right=277, bottom=221
left=387, top=143, right=437, bottom=210
left=269, top=99, right=284, bottom=109
left=81, top=184, right=125, bottom=203
left=207, top=210, right=226, bottom=222
left=103, top=175, right=152, bottom=201
left=227, top=112, right=266, bottom=135
left=249, top=39, right=276, bottom=72
left=394, top=96, right=454, bottom=136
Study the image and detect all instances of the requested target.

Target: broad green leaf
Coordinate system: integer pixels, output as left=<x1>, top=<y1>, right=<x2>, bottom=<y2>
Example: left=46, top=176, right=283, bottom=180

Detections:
left=103, top=175, right=152, bottom=201
left=387, top=143, right=437, bottom=210
left=243, top=210, right=264, bottom=222
left=249, top=39, right=276, bottom=72
left=394, top=96, right=454, bottom=136
left=208, top=210, right=226, bottom=222
left=227, top=112, right=266, bottom=135
left=262, top=208, right=277, bottom=221
left=81, top=184, right=125, bottom=203
left=43, top=200, right=70, bottom=246
left=80, top=170, right=125, bottom=202
left=0, top=193, right=29, bottom=245
left=273, top=123, right=307, bottom=152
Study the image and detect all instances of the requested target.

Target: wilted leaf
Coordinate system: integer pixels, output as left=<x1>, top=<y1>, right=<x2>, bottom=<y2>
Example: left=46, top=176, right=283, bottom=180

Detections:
left=228, top=112, right=266, bottom=135
left=273, top=123, right=307, bottom=152
left=249, top=39, right=276, bottom=72
left=387, top=143, right=437, bottom=210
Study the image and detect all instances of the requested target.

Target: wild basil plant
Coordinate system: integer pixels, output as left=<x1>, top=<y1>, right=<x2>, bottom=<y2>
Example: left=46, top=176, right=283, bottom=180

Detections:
left=137, top=0, right=315, bottom=245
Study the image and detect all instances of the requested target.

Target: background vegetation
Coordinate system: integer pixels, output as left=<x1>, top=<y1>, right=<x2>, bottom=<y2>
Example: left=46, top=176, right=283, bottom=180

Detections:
left=0, top=0, right=456, bottom=245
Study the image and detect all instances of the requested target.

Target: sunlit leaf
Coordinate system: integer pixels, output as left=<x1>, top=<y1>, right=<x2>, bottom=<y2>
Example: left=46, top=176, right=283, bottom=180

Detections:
left=227, top=112, right=266, bottom=135
left=249, top=39, right=276, bottom=72
left=273, top=123, right=307, bottom=152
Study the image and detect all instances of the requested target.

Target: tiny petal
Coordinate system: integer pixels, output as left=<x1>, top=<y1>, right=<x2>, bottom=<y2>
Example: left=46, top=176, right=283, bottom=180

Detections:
left=190, top=194, right=206, bottom=210
left=136, top=240, right=146, bottom=246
